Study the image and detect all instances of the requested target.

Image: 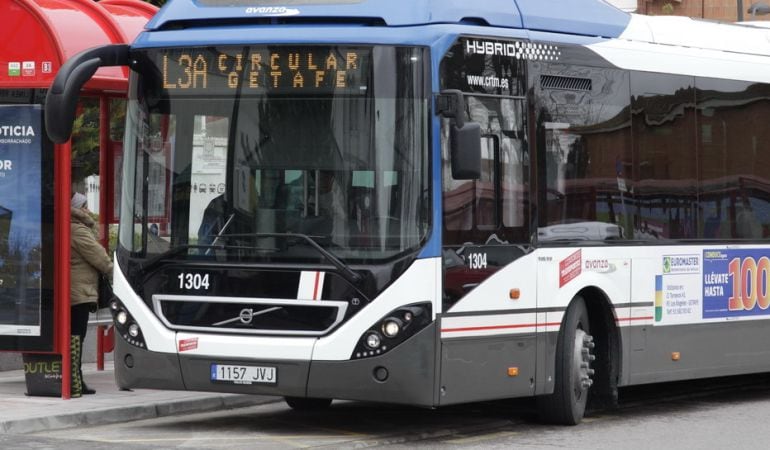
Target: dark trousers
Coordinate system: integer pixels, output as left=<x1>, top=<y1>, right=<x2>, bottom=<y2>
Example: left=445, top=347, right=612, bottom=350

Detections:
left=71, top=303, right=91, bottom=342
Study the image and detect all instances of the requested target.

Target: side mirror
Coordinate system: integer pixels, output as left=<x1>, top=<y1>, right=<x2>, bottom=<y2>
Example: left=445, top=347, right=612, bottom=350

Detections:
left=450, top=122, right=482, bottom=179
left=45, top=44, right=130, bottom=143
left=437, top=90, right=481, bottom=180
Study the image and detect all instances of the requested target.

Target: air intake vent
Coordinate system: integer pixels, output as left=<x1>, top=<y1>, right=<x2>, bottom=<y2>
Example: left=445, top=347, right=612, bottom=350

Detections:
left=540, top=75, right=592, bottom=92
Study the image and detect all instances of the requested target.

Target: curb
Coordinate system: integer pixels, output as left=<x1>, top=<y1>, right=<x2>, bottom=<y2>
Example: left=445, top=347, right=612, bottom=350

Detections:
left=0, top=395, right=278, bottom=434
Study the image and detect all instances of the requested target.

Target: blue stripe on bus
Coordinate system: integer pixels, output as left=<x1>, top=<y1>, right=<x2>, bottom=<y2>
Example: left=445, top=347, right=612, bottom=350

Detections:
left=133, top=25, right=456, bottom=48
left=147, top=0, right=525, bottom=31
left=517, top=0, right=630, bottom=38
left=145, top=0, right=628, bottom=38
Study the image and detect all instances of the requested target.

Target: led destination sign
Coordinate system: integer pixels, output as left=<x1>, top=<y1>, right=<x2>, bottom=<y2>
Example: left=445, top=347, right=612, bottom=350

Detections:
left=156, top=46, right=371, bottom=95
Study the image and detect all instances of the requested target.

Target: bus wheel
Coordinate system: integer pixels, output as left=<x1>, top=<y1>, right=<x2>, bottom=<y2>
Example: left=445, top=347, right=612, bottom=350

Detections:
left=537, top=296, right=595, bottom=425
left=284, top=396, right=333, bottom=411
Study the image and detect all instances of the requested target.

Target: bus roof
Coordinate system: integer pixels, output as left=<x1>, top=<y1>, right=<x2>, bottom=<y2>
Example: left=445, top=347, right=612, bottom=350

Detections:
left=146, top=0, right=631, bottom=38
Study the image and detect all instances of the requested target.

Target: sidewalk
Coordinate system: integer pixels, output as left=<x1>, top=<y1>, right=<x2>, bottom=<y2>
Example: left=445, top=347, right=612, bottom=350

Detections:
left=0, top=361, right=276, bottom=434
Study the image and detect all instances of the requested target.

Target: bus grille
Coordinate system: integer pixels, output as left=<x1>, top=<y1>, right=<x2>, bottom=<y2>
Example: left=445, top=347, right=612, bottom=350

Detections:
left=152, top=294, right=349, bottom=336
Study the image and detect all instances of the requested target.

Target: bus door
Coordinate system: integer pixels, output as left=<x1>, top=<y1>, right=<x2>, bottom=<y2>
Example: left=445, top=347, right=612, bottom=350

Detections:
left=439, top=95, right=535, bottom=404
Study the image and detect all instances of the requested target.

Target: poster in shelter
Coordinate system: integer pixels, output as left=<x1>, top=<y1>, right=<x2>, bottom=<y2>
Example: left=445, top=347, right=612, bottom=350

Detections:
left=0, top=104, right=42, bottom=336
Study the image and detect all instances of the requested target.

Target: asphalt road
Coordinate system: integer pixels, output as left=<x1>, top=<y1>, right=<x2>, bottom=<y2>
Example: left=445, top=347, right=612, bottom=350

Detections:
left=6, top=375, right=770, bottom=449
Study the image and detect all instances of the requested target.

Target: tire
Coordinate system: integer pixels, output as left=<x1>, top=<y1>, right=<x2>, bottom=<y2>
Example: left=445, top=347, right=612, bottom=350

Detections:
left=537, top=296, right=595, bottom=425
left=284, top=396, right=333, bottom=411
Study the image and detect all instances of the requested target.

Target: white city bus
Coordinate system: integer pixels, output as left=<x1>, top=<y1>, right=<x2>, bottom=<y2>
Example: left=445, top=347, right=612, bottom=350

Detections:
left=46, top=0, right=770, bottom=424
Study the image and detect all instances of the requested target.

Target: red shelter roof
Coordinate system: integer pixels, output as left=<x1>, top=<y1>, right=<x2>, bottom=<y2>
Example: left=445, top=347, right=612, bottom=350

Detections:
left=1, top=0, right=157, bottom=93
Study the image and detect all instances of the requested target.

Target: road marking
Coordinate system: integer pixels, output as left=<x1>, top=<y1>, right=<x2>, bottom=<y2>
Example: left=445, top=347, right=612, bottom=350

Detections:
left=445, top=430, right=520, bottom=444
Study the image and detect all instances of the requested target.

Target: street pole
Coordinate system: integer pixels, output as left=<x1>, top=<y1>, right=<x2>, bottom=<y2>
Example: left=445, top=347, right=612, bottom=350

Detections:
left=738, top=0, right=744, bottom=21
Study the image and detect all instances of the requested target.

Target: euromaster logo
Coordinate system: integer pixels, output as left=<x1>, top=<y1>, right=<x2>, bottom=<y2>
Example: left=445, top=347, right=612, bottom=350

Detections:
left=662, top=254, right=700, bottom=275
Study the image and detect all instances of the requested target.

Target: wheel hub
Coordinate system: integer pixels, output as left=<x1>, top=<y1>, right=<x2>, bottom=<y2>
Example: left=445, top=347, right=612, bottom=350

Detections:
left=572, top=329, right=595, bottom=398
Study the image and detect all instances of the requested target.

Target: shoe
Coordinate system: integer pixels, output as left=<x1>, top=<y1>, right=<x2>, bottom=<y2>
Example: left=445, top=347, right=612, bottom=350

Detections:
left=82, top=383, right=96, bottom=395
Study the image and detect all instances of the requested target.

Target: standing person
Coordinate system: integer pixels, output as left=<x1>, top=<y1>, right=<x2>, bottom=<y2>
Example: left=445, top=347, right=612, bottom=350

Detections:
left=70, top=192, right=113, bottom=397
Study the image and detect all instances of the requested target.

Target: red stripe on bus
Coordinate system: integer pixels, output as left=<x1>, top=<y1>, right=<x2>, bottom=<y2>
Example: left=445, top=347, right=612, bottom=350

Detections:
left=312, top=272, right=321, bottom=300
left=615, top=316, right=654, bottom=322
left=442, top=322, right=562, bottom=333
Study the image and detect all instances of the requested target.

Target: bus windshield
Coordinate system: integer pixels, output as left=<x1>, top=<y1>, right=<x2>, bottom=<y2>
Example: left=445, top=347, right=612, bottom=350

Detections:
left=119, top=45, right=430, bottom=265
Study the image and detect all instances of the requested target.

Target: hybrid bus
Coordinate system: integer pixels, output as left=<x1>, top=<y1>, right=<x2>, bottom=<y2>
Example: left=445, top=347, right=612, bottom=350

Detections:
left=46, top=0, right=770, bottom=424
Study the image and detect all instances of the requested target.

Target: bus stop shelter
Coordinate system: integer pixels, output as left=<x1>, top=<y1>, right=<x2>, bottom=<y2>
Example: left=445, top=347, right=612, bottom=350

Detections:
left=0, top=0, right=157, bottom=399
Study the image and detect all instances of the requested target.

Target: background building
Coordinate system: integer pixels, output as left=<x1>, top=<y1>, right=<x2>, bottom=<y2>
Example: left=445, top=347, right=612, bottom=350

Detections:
left=607, top=0, right=770, bottom=22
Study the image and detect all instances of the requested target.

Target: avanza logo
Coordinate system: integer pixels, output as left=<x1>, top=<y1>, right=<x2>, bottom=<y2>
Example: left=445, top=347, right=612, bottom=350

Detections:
left=559, top=249, right=582, bottom=287
left=244, top=6, right=300, bottom=16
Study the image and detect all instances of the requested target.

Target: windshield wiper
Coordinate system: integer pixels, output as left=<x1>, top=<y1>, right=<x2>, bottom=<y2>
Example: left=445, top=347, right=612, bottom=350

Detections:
left=138, top=243, right=272, bottom=273
left=206, top=213, right=235, bottom=255
left=218, top=232, right=363, bottom=287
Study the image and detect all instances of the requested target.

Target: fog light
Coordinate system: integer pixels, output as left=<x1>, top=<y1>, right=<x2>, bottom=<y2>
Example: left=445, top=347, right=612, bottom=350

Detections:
left=128, top=323, right=140, bottom=337
left=382, top=319, right=402, bottom=338
left=365, top=332, right=381, bottom=349
left=116, top=310, right=128, bottom=325
left=373, top=366, right=389, bottom=382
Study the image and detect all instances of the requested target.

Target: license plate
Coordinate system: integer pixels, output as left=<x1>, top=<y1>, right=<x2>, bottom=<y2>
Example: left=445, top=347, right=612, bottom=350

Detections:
left=210, top=364, right=277, bottom=385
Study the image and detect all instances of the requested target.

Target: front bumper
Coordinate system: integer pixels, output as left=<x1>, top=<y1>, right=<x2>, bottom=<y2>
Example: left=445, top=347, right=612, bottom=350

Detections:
left=114, top=323, right=437, bottom=406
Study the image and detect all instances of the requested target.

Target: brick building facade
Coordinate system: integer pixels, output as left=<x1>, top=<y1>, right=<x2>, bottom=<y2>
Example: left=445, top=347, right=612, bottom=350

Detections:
left=636, top=0, right=765, bottom=22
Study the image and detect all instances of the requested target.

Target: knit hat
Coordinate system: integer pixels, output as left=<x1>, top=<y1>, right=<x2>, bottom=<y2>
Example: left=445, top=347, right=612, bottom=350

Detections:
left=71, top=192, right=87, bottom=209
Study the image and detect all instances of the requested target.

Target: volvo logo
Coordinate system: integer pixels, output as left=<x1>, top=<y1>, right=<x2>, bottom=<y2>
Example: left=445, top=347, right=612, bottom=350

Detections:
left=239, top=308, right=254, bottom=324
left=212, top=306, right=282, bottom=327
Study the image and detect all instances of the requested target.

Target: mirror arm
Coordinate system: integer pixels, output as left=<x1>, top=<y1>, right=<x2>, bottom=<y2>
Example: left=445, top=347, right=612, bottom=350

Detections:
left=436, top=89, right=466, bottom=128
left=45, top=44, right=130, bottom=143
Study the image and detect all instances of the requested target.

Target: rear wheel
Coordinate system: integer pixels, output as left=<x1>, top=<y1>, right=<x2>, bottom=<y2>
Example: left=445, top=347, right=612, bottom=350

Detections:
left=284, top=396, right=333, bottom=411
left=537, top=296, right=595, bottom=425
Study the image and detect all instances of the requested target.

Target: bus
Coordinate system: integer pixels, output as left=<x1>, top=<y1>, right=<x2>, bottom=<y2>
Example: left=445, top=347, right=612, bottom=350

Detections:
left=45, top=0, right=770, bottom=425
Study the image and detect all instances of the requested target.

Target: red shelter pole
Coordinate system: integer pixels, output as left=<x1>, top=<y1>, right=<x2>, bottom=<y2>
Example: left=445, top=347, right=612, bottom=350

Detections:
left=99, top=97, right=110, bottom=251
left=96, top=96, right=110, bottom=371
left=56, top=141, right=72, bottom=400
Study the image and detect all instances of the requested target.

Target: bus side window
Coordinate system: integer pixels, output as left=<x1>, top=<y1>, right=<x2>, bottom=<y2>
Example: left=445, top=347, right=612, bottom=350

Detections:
left=535, top=65, right=632, bottom=241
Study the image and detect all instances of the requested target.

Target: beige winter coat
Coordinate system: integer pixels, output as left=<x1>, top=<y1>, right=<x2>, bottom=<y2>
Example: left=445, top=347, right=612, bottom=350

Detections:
left=71, top=207, right=113, bottom=306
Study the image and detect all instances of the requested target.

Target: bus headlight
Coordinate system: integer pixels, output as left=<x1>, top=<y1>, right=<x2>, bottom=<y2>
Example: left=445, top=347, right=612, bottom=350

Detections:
left=110, top=298, right=146, bottom=349
left=366, top=332, right=382, bottom=349
left=382, top=318, right=402, bottom=338
left=352, top=302, right=432, bottom=359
